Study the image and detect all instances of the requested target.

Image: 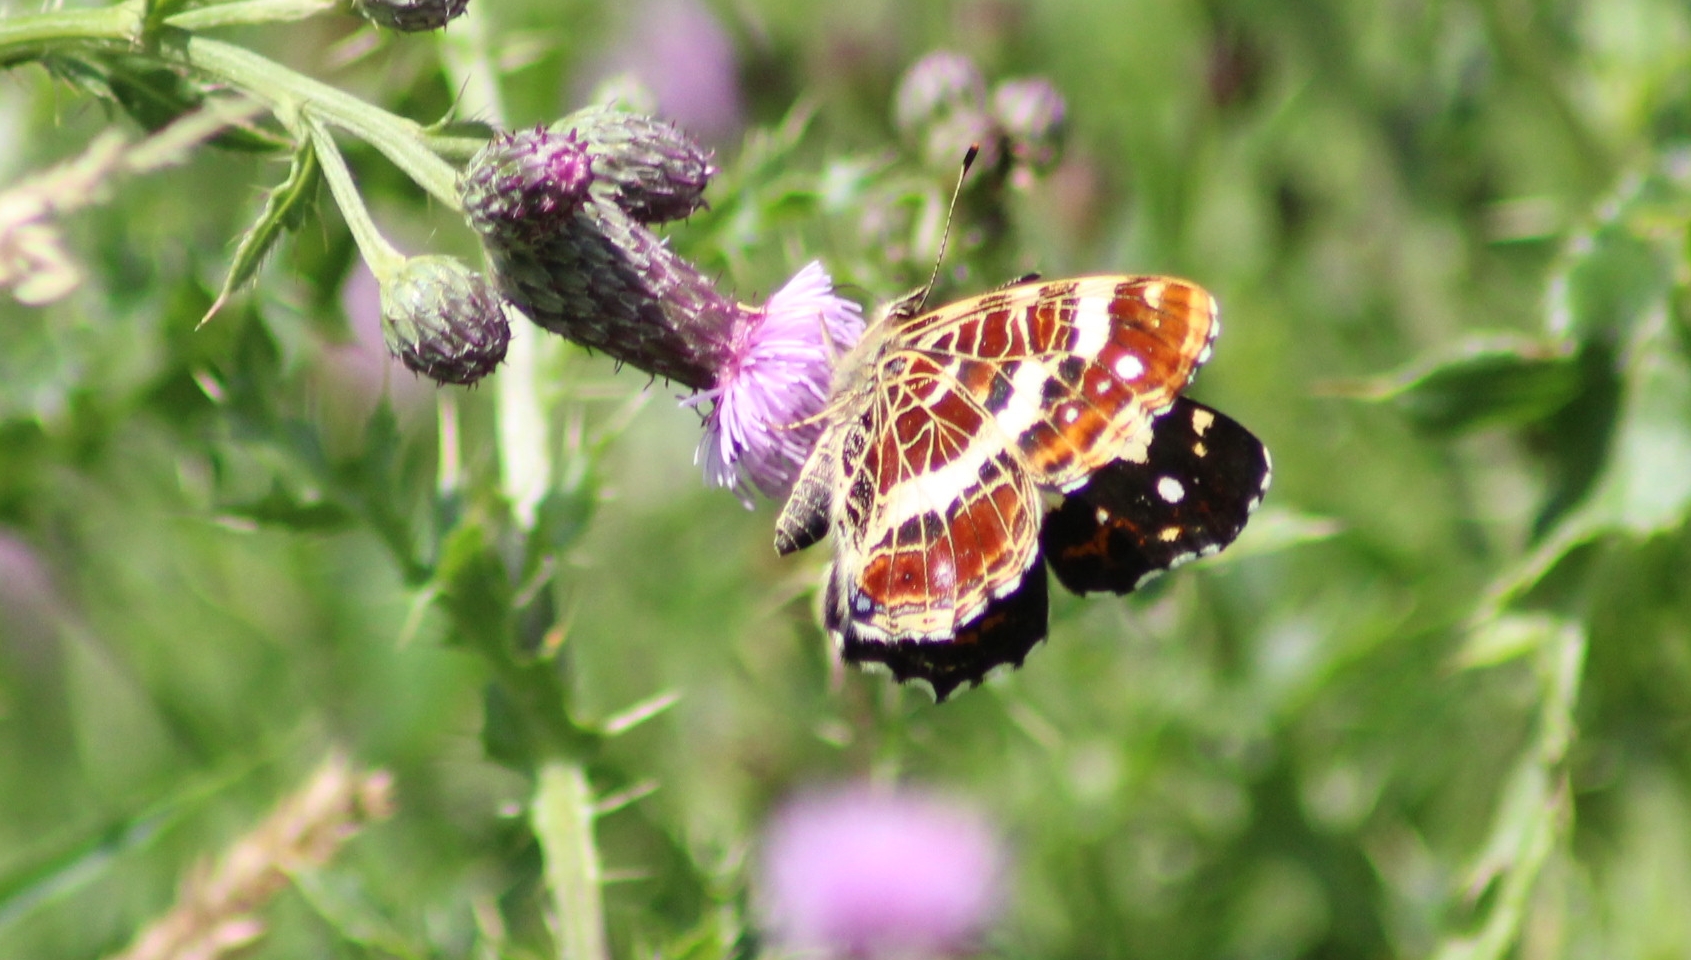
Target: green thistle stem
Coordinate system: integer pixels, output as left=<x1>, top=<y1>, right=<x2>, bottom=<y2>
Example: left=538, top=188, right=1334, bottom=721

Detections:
left=175, top=35, right=461, bottom=208
left=0, top=3, right=140, bottom=60
left=532, top=762, right=611, bottom=960
left=163, top=0, right=337, bottom=31
left=0, top=8, right=463, bottom=210
left=306, top=116, right=406, bottom=282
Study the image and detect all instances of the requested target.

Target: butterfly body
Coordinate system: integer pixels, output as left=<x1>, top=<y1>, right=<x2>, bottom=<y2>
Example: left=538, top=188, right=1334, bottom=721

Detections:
left=776, top=275, right=1268, bottom=700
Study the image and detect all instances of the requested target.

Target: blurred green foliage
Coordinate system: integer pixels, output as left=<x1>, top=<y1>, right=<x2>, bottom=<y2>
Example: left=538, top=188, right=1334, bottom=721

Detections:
left=4, top=0, right=1691, bottom=958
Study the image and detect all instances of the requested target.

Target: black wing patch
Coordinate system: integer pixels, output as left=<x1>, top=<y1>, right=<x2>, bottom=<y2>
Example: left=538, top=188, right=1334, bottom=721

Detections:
left=831, top=554, right=1051, bottom=702
left=1043, top=398, right=1270, bottom=596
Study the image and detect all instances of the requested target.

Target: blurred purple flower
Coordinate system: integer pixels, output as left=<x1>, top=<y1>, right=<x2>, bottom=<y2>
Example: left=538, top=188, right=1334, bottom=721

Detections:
left=577, top=0, right=744, bottom=144
left=0, top=530, right=67, bottom=675
left=686, top=261, right=863, bottom=503
left=327, top=261, right=432, bottom=413
left=758, top=783, right=1007, bottom=958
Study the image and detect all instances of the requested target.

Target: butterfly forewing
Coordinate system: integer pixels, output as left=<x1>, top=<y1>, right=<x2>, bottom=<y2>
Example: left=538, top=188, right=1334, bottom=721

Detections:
left=899, top=276, right=1218, bottom=489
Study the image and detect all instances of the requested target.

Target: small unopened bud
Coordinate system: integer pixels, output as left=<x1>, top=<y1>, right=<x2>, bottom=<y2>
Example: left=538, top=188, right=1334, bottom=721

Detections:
left=351, top=0, right=468, bottom=32
left=992, top=78, right=1067, bottom=170
left=460, top=128, right=595, bottom=246
left=380, top=256, right=509, bottom=385
left=563, top=109, right=716, bottom=223
left=894, top=51, right=987, bottom=134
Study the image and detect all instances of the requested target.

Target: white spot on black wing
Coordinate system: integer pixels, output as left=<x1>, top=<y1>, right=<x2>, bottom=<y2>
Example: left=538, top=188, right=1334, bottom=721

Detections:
left=1156, top=476, right=1185, bottom=503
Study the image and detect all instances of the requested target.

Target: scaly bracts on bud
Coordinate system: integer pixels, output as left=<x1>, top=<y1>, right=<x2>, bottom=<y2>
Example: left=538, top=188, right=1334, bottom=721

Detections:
left=461, top=127, right=596, bottom=247
left=380, top=255, right=510, bottom=385
left=566, top=108, right=717, bottom=223
left=351, top=0, right=468, bottom=32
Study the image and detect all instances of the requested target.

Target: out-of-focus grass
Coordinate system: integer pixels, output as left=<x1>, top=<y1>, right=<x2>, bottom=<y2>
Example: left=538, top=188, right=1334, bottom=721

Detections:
left=3, top=0, right=1691, bottom=958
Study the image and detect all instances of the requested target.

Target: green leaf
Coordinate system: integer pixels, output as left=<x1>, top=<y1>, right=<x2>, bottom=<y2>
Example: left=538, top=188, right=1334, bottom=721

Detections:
left=292, top=868, right=430, bottom=959
left=522, top=482, right=598, bottom=582
left=101, top=54, right=284, bottom=152
left=220, top=479, right=356, bottom=530
left=1482, top=317, right=1691, bottom=616
left=203, top=138, right=322, bottom=326
left=1557, top=223, right=1669, bottom=344
left=1529, top=344, right=1623, bottom=536
left=1577, top=321, right=1691, bottom=535
left=1434, top=618, right=1583, bottom=960
left=1345, top=334, right=1584, bottom=434
left=435, top=518, right=516, bottom=656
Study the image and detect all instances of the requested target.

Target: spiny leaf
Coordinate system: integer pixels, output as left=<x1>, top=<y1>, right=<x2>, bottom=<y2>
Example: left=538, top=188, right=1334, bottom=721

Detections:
left=202, top=138, right=322, bottom=326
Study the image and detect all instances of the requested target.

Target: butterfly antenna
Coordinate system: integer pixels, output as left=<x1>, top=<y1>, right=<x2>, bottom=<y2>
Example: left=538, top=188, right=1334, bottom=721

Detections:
left=913, top=143, right=980, bottom=316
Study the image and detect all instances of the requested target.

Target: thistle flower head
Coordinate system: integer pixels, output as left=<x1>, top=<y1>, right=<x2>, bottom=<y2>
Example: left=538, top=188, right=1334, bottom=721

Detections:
left=460, top=127, right=596, bottom=245
left=460, top=115, right=860, bottom=503
left=757, top=783, right=1007, bottom=959
left=379, top=255, right=510, bottom=385
left=352, top=0, right=468, bottom=32
left=686, top=262, right=863, bottom=504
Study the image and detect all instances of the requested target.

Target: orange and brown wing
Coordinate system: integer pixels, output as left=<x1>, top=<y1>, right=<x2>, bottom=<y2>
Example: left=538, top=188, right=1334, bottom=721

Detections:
left=898, top=275, right=1219, bottom=490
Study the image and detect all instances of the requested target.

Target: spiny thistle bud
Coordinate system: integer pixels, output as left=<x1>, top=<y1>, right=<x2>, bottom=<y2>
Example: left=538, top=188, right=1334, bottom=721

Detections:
left=472, top=196, right=739, bottom=389
left=892, top=52, right=1069, bottom=177
left=562, top=108, right=717, bottom=224
left=380, top=255, right=509, bottom=385
left=351, top=0, right=468, bottom=32
left=460, top=127, right=595, bottom=247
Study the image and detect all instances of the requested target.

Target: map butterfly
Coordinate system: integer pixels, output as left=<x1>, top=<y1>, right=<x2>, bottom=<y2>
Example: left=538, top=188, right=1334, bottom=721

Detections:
left=775, top=274, right=1270, bottom=701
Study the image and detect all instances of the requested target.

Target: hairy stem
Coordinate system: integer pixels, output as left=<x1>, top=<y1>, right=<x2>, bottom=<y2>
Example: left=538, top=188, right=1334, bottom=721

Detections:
left=532, top=762, right=610, bottom=960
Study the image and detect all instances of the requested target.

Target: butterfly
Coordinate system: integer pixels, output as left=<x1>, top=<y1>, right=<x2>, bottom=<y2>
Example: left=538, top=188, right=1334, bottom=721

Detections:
left=774, top=275, right=1270, bottom=701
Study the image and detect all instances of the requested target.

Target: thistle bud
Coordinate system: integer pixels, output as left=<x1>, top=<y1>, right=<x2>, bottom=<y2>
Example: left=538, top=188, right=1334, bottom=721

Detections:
left=893, top=51, right=987, bottom=134
left=474, top=198, right=737, bottom=389
left=351, top=0, right=468, bottom=32
left=380, top=256, right=509, bottom=385
left=992, top=78, right=1067, bottom=171
left=460, top=127, right=595, bottom=247
left=893, top=52, right=996, bottom=172
left=562, top=108, right=716, bottom=223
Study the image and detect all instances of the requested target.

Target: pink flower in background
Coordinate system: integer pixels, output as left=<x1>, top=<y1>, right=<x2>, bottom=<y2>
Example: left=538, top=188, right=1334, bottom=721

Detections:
left=758, top=783, right=1008, bottom=958
left=329, top=261, right=433, bottom=412
left=578, top=0, right=744, bottom=144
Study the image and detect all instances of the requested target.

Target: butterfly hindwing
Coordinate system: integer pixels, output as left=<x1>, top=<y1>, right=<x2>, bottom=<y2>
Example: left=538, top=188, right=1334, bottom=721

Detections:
left=835, top=444, right=1041, bottom=644
left=832, top=551, right=1050, bottom=702
left=1043, top=398, right=1271, bottom=596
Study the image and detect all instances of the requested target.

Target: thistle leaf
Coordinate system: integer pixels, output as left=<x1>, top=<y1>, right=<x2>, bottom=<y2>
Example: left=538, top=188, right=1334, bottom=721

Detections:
left=201, top=139, right=321, bottom=326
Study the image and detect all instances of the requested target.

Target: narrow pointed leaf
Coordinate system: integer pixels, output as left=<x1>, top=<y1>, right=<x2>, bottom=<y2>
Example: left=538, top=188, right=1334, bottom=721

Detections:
left=202, top=139, right=321, bottom=325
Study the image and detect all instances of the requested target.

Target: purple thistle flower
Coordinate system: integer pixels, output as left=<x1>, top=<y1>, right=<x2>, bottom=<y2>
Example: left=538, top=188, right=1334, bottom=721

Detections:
left=757, top=783, right=1008, bottom=958
left=460, top=116, right=861, bottom=502
left=686, top=261, right=863, bottom=503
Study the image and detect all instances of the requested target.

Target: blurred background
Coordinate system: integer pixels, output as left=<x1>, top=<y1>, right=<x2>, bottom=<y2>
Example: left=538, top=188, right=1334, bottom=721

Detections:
left=3, top=0, right=1691, bottom=957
